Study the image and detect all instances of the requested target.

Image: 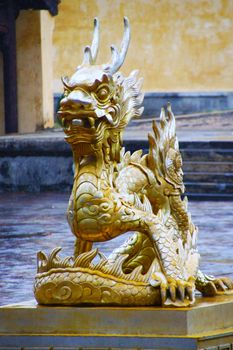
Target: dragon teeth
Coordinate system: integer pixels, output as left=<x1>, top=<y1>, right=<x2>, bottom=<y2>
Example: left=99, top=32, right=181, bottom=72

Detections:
left=72, top=118, right=84, bottom=126
left=88, top=117, right=95, bottom=128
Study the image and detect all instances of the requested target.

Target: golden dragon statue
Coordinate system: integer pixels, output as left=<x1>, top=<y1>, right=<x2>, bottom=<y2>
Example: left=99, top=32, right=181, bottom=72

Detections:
left=34, top=18, right=233, bottom=307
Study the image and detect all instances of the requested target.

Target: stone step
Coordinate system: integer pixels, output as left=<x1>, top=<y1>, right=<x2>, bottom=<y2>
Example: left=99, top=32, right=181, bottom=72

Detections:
left=184, top=172, right=233, bottom=183
left=184, top=161, right=233, bottom=173
left=124, top=141, right=233, bottom=162
left=185, top=181, right=233, bottom=195
left=181, top=149, right=233, bottom=162
left=185, top=192, right=233, bottom=200
left=124, top=140, right=233, bottom=152
left=131, top=109, right=233, bottom=131
left=0, top=133, right=232, bottom=198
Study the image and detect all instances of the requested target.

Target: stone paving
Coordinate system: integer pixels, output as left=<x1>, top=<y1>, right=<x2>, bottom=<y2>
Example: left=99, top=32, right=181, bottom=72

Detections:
left=0, top=192, right=232, bottom=306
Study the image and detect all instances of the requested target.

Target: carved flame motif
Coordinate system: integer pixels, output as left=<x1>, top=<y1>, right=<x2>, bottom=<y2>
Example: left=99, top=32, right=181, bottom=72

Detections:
left=34, top=18, right=233, bottom=307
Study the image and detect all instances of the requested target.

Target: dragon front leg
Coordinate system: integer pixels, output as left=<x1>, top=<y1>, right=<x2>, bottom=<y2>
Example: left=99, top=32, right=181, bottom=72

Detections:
left=74, top=238, right=93, bottom=258
left=109, top=203, right=197, bottom=306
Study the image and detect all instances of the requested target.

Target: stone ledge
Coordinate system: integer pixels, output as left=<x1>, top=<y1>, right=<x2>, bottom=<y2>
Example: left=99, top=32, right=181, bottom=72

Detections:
left=0, top=131, right=233, bottom=197
left=0, top=295, right=233, bottom=336
left=0, top=130, right=233, bottom=157
left=1, top=295, right=233, bottom=349
left=142, top=92, right=233, bottom=116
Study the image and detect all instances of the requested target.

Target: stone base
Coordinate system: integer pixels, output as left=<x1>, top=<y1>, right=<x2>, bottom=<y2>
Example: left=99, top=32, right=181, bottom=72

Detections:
left=0, top=295, right=233, bottom=349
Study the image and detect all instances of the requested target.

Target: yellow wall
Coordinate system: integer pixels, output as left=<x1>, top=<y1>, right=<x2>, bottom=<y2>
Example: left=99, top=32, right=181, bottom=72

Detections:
left=40, top=11, right=55, bottom=128
left=16, top=10, right=54, bottom=133
left=53, top=0, right=233, bottom=92
left=16, top=11, right=41, bottom=133
left=0, top=10, right=55, bottom=135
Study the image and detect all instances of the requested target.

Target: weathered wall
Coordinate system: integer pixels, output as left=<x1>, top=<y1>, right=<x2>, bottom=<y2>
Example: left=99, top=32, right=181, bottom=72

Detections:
left=16, top=11, right=41, bottom=133
left=40, top=11, right=55, bottom=129
left=53, top=0, right=233, bottom=93
left=16, top=10, right=54, bottom=133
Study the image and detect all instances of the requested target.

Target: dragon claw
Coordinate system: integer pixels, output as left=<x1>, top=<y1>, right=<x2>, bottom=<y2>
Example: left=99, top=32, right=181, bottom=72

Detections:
left=186, top=285, right=194, bottom=302
left=177, top=284, right=185, bottom=301
left=150, top=273, right=195, bottom=307
left=213, top=277, right=233, bottom=294
left=160, top=283, right=167, bottom=304
left=220, top=277, right=233, bottom=290
left=214, top=279, right=227, bottom=291
left=169, top=283, right=176, bottom=302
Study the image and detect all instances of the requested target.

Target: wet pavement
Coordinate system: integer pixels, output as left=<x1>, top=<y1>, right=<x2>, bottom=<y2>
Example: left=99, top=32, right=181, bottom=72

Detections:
left=0, top=192, right=232, bottom=306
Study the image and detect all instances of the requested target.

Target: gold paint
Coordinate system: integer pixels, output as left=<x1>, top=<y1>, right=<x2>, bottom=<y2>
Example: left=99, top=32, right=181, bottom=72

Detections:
left=34, top=18, right=233, bottom=307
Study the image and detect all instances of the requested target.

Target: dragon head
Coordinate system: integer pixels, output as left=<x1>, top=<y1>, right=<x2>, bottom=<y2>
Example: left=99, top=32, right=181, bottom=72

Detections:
left=57, top=18, right=143, bottom=162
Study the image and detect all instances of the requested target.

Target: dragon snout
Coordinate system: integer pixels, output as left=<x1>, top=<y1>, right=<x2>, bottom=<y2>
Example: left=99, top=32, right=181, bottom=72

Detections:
left=57, top=90, right=97, bottom=129
left=60, top=90, right=94, bottom=109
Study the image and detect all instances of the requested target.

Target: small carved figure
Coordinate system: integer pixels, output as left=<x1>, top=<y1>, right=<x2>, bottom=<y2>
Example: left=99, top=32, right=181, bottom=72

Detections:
left=34, top=18, right=233, bottom=307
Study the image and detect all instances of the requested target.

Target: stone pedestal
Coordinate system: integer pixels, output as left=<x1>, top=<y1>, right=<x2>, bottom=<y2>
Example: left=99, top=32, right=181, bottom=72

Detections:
left=0, top=295, right=233, bottom=350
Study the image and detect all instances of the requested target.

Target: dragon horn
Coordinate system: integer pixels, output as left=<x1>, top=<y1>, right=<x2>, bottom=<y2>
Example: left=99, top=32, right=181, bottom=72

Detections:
left=106, top=17, right=131, bottom=74
left=82, top=17, right=100, bottom=65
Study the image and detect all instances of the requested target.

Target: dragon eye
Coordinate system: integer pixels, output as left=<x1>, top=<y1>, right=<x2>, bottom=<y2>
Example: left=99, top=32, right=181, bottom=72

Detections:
left=96, top=86, right=110, bottom=101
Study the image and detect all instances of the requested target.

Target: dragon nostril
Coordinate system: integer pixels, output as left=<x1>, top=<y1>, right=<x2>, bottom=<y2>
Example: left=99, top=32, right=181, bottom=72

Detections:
left=68, top=90, right=93, bottom=106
